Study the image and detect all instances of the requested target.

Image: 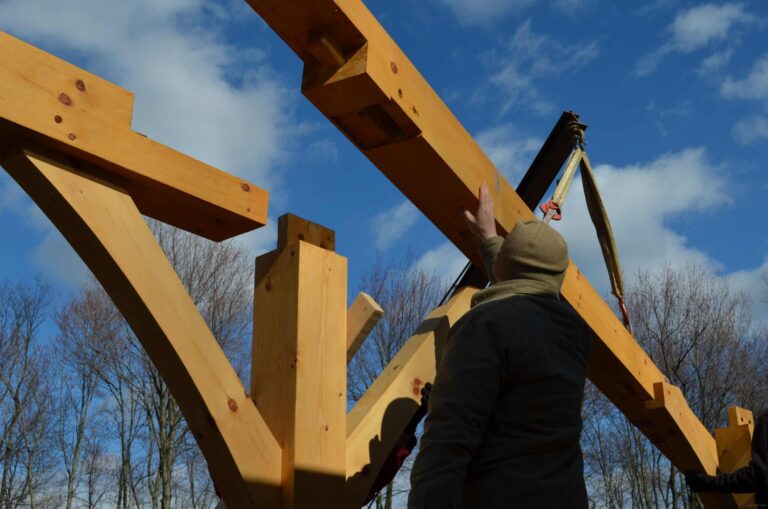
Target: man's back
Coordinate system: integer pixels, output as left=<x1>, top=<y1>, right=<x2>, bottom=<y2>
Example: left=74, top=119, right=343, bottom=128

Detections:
left=409, top=294, right=592, bottom=508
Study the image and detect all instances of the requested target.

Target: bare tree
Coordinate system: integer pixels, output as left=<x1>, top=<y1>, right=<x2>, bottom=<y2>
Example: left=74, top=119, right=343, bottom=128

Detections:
left=129, top=220, right=254, bottom=509
left=583, top=265, right=768, bottom=508
left=54, top=283, right=121, bottom=509
left=0, top=277, right=56, bottom=509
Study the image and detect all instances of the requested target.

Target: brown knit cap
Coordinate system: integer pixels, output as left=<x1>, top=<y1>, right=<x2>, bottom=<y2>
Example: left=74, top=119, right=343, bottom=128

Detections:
left=493, top=220, right=569, bottom=290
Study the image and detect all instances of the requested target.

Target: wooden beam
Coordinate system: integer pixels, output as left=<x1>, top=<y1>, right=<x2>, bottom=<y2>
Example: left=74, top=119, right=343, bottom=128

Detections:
left=345, top=287, right=476, bottom=509
left=245, top=2, right=736, bottom=505
left=1, top=146, right=280, bottom=507
left=714, top=407, right=756, bottom=509
left=346, top=292, right=383, bottom=363
left=0, top=31, right=268, bottom=241
left=252, top=238, right=348, bottom=509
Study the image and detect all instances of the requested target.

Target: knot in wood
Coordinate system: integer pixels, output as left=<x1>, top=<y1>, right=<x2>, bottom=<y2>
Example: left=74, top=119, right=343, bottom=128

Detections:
left=227, top=398, right=238, bottom=412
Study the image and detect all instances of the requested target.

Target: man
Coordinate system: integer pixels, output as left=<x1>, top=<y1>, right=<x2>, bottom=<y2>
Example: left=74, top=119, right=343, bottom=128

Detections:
left=686, top=409, right=768, bottom=507
left=409, top=183, right=593, bottom=508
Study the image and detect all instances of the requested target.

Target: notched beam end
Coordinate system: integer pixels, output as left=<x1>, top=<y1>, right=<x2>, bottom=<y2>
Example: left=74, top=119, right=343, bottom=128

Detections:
left=641, top=381, right=719, bottom=474
left=0, top=31, right=269, bottom=242
left=347, top=292, right=384, bottom=363
left=277, top=212, right=335, bottom=251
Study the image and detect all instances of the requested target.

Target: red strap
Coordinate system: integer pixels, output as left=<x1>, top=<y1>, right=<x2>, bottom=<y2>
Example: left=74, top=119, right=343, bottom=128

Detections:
left=540, top=200, right=562, bottom=221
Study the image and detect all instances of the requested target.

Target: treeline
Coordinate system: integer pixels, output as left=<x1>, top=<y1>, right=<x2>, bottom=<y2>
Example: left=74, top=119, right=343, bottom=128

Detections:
left=582, top=266, right=768, bottom=508
left=1, top=221, right=765, bottom=508
left=0, top=222, right=252, bottom=509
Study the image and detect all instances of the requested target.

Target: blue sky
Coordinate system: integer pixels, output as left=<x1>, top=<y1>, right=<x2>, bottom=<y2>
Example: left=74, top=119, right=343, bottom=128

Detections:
left=1, top=0, right=767, bottom=323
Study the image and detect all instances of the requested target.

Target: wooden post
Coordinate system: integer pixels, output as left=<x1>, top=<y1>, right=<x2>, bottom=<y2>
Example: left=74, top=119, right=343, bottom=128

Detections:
left=345, top=287, right=476, bottom=508
left=714, top=407, right=756, bottom=509
left=0, top=146, right=281, bottom=508
left=252, top=214, right=347, bottom=509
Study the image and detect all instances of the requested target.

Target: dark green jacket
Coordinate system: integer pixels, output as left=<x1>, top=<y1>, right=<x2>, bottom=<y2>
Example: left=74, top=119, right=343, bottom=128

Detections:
left=409, top=239, right=592, bottom=508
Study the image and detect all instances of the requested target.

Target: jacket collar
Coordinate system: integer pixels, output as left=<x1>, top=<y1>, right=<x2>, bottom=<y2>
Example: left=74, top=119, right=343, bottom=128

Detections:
left=470, top=278, right=560, bottom=308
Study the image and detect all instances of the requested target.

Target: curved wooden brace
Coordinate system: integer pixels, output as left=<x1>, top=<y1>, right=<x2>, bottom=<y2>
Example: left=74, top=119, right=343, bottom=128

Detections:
left=0, top=146, right=280, bottom=508
left=345, top=287, right=476, bottom=508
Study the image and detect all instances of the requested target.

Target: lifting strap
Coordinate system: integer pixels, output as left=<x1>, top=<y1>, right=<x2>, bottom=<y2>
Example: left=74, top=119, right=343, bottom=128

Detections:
left=540, top=124, right=631, bottom=332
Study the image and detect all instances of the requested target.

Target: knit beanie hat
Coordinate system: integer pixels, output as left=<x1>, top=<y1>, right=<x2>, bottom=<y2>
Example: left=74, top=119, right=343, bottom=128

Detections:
left=493, top=220, right=569, bottom=291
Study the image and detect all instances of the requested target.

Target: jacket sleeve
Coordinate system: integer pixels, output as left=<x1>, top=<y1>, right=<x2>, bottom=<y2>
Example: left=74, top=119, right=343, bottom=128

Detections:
left=478, top=236, right=504, bottom=284
left=689, top=409, right=768, bottom=495
left=691, top=464, right=762, bottom=493
left=408, top=311, right=507, bottom=509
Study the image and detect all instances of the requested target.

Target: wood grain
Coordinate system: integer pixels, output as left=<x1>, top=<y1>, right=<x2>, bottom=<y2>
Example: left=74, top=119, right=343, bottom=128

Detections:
left=0, top=31, right=268, bottom=241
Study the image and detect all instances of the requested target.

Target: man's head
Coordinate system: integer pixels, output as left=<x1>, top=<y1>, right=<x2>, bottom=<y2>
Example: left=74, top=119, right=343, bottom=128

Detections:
left=493, top=220, right=569, bottom=292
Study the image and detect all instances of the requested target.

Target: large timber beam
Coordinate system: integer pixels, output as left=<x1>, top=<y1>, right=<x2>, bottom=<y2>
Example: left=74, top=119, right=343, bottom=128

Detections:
left=1, top=146, right=280, bottom=507
left=245, top=2, right=735, bottom=505
left=0, top=32, right=267, bottom=241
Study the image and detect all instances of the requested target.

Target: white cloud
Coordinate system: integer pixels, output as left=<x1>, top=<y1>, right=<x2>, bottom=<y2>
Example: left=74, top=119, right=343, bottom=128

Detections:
left=436, top=0, right=536, bottom=26
left=475, top=125, right=543, bottom=185
left=732, top=115, right=768, bottom=145
left=556, top=148, right=729, bottom=293
left=489, top=20, right=599, bottom=114
left=372, top=200, right=421, bottom=251
left=698, top=48, right=733, bottom=74
left=413, top=242, right=469, bottom=285
left=0, top=173, right=25, bottom=214
left=668, top=3, right=752, bottom=51
left=31, top=231, right=91, bottom=288
left=634, top=3, right=753, bottom=76
left=726, top=258, right=768, bottom=327
left=307, top=140, right=339, bottom=164
left=722, top=54, right=768, bottom=102
left=0, top=0, right=295, bottom=288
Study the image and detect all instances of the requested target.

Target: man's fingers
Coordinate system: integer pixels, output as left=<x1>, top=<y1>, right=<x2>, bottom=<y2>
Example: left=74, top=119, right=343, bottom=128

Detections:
left=479, top=182, right=493, bottom=209
left=463, top=209, right=477, bottom=225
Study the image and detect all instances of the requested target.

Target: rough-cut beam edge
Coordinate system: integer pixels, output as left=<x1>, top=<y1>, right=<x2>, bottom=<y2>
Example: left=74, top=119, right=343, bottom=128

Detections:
left=1, top=146, right=281, bottom=507
left=0, top=31, right=268, bottom=241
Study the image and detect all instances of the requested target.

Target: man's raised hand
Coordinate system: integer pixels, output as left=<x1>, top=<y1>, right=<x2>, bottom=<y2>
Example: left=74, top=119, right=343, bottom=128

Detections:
left=463, top=182, right=497, bottom=242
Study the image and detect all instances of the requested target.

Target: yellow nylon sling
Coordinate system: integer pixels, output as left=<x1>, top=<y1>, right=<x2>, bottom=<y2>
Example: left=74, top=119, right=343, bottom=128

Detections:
left=541, top=128, right=631, bottom=332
